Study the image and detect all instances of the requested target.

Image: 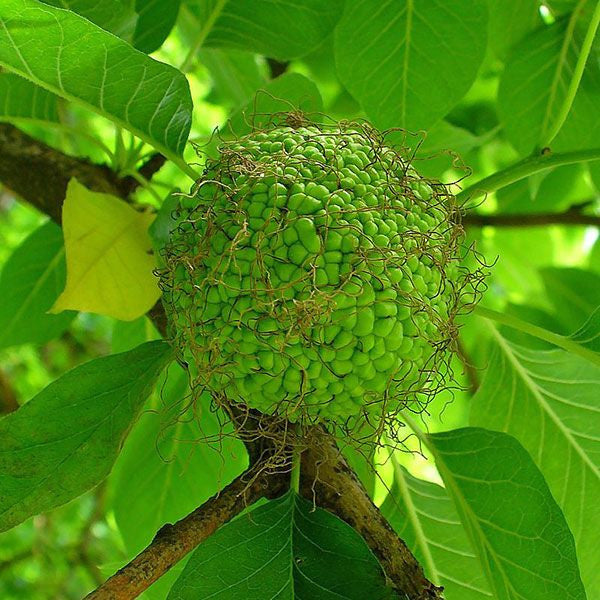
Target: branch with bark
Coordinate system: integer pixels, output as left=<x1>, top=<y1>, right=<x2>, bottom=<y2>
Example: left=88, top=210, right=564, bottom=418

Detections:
left=0, top=122, right=442, bottom=600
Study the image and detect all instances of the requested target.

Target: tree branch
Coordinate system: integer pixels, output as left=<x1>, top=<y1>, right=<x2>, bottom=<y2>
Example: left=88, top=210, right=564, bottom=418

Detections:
left=85, top=465, right=288, bottom=600
left=463, top=208, right=600, bottom=228
left=0, top=123, right=131, bottom=223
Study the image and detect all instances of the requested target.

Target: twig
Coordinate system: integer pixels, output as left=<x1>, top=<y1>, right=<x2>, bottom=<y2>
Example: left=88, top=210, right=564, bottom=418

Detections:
left=456, top=338, right=479, bottom=395
left=0, top=368, right=19, bottom=414
left=464, top=208, right=600, bottom=228
left=84, top=465, right=288, bottom=600
left=456, top=147, right=600, bottom=205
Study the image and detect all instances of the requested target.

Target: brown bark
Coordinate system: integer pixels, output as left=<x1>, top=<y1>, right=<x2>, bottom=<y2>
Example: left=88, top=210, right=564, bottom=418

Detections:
left=84, top=466, right=288, bottom=600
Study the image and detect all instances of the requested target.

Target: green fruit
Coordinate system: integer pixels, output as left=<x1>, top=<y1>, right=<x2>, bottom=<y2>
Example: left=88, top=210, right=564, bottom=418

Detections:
left=161, top=122, right=466, bottom=422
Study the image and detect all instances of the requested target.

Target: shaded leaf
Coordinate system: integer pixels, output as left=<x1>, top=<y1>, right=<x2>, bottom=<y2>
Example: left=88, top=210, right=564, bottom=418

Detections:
left=50, top=179, right=160, bottom=321
left=0, top=341, right=172, bottom=532
left=498, top=18, right=600, bottom=155
left=0, top=73, right=58, bottom=121
left=0, top=0, right=192, bottom=158
left=470, top=331, right=600, bottom=597
left=202, top=48, right=266, bottom=107
left=40, top=0, right=138, bottom=39
left=486, top=0, right=542, bottom=59
left=382, top=463, right=491, bottom=599
left=133, top=0, right=181, bottom=53
left=540, top=267, right=600, bottom=331
left=168, top=490, right=392, bottom=599
left=227, top=72, right=323, bottom=136
left=185, top=0, right=343, bottom=61
left=428, top=427, right=587, bottom=600
left=0, top=221, right=75, bottom=349
left=334, top=0, right=488, bottom=130
left=111, top=364, right=248, bottom=553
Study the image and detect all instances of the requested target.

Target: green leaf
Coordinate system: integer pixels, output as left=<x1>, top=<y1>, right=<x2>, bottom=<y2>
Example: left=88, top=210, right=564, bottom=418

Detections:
left=570, top=306, right=600, bottom=353
left=40, top=0, right=138, bottom=40
left=133, top=0, right=181, bottom=53
left=381, top=463, right=490, bottom=599
left=486, top=0, right=542, bottom=59
left=0, top=341, right=172, bottom=532
left=470, top=332, right=600, bottom=598
left=167, top=489, right=392, bottom=599
left=111, top=364, right=248, bottom=553
left=495, top=164, right=589, bottom=214
left=498, top=18, right=600, bottom=155
left=0, top=0, right=192, bottom=159
left=427, top=427, right=587, bottom=600
left=334, top=0, right=488, bottom=130
left=540, top=267, right=600, bottom=331
left=0, top=73, right=58, bottom=121
left=202, top=48, right=266, bottom=107
left=227, top=72, right=323, bottom=136
left=0, top=221, right=75, bottom=349
left=185, top=0, right=343, bottom=61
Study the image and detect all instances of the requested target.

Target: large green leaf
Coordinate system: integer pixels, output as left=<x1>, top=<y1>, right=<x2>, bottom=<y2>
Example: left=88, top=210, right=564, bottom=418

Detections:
left=427, top=427, right=587, bottom=600
left=0, top=341, right=172, bottom=532
left=0, top=221, right=75, bottom=349
left=381, top=463, right=491, bottom=599
left=498, top=17, right=600, bottom=155
left=334, top=0, right=488, bottom=130
left=111, top=364, right=248, bottom=553
left=470, top=329, right=599, bottom=597
left=0, top=73, right=58, bottom=121
left=167, top=490, right=392, bottom=599
left=185, top=0, right=343, bottom=61
left=133, top=0, right=181, bottom=53
left=0, top=0, right=192, bottom=159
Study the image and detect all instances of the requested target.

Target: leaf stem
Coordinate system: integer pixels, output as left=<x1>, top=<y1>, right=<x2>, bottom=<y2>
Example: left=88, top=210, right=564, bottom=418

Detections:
left=541, top=0, right=600, bottom=147
left=473, top=306, right=600, bottom=367
left=456, top=147, right=600, bottom=204
left=179, top=0, right=228, bottom=73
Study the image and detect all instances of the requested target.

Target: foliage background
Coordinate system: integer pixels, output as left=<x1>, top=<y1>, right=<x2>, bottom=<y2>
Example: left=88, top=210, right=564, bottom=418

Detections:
left=0, top=0, right=599, bottom=599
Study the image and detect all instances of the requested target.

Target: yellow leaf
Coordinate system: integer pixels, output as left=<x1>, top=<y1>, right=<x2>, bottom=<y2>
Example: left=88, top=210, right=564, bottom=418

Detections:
left=50, top=179, right=160, bottom=321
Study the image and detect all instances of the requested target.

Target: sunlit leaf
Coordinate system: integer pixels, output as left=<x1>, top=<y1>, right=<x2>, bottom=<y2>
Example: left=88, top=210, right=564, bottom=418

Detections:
left=0, top=73, right=58, bottom=121
left=0, top=221, right=75, bottom=349
left=168, top=490, right=392, bottom=599
left=334, top=0, right=488, bottom=130
left=470, top=331, right=600, bottom=597
left=428, top=427, right=587, bottom=600
left=382, top=463, right=491, bottom=600
left=0, top=0, right=192, bottom=158
left=0, top=341, right=172, bottom=532
left=50, top=179, right=160, bottom=321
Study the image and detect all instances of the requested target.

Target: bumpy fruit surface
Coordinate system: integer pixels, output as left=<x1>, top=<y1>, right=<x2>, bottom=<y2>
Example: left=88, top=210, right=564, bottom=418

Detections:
left=161, top=123, right=463, bottom=422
